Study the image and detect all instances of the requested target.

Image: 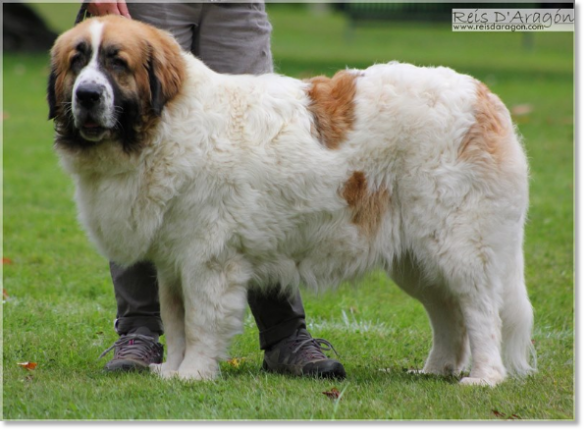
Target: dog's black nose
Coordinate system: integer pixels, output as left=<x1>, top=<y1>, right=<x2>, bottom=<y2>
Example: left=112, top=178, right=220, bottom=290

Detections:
left=76, top=84, right=103, bottom=108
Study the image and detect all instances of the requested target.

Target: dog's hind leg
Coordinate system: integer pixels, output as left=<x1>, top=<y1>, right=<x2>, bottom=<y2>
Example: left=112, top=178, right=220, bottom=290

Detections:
left=499, top=241, right=536, bottom=378
left=445, top=221, right=531, bottom=386
left=455, top=275, right=507, bottom=387
left=390, top=255, right=470, bottom=377
left=418, top=293, right=470, bottom=376
left=439, top=249, right=507, bottom=387
left=176, top=258, right=250, bottom=381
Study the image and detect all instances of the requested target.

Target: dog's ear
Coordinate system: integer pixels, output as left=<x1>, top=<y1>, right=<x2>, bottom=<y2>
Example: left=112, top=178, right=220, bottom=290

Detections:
left=145, top=32, right=185, bottom=116
left=147, top=56, right=165, bottom=116
left=47, top=66, right=58, bottom=120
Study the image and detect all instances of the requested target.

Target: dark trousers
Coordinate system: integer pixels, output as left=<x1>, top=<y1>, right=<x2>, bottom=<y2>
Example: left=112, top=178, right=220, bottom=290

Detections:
left=111, top=262, right=306, bottom=350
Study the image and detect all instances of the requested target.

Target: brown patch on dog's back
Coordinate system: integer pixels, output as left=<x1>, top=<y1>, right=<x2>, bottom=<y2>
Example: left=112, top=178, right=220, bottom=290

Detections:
left=342, top=171, right=389, bottom=237
left=458, top=82, right=513, bottom=164
left=307, top=71, right=357, bottom=149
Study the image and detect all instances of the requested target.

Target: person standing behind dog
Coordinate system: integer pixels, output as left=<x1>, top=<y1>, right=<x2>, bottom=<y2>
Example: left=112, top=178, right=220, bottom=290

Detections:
left=84, top=0, right=346, bottom=379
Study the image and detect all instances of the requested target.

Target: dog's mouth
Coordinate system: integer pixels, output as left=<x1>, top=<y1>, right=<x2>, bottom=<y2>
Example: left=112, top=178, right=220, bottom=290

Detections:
left=77, top=117, right=110, bottom=142
left=81, top=120, right=105, bottom=134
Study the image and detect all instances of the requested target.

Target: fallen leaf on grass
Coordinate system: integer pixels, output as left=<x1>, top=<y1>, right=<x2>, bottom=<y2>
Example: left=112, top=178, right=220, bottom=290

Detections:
left=322, top=387, right=341, bottom=400
left=17, top=362, right=38, bottom=371
left=1, top=112, right=9, bottom=120
left=227, top=357, right=245, bottom=368
left=2, top=257, right=13, bottom=265
left=492, top=409, right=521, bottom=420
left=3, top=289, right=9, bottom=300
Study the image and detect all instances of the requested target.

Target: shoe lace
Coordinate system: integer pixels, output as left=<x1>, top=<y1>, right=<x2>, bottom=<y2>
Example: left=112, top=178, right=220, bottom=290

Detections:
left=290, top=333, right=340, bottom=361
left=98, top=333, right=161, bottom=362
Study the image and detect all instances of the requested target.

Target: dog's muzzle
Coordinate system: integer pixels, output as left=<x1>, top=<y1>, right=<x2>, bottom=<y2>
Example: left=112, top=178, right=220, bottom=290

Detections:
left=72, top=67, right=116, bottom=142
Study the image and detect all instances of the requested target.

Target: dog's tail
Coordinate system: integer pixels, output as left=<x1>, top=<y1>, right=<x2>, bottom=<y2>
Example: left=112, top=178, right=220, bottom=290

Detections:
left=500, top=250, right=537, bottom=378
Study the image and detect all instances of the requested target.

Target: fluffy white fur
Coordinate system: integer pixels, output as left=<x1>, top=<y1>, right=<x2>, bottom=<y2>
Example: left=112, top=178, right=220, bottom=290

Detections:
left=54, top=19, right=536, bottom=386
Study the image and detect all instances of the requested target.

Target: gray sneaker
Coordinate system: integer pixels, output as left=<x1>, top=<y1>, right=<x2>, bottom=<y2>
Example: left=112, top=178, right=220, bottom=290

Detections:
left=262, top=328, right=346, bottom=379
left=99, top=327, right=164, bottom=372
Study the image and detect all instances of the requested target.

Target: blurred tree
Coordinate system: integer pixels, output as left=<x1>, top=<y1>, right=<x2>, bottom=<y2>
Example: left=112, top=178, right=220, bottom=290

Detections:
left=3, top=2, right=57, bottom=51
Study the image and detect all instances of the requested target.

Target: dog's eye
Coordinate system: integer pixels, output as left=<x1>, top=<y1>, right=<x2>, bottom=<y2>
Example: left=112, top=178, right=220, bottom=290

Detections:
left=110, top=57, right=128, bottom=72
left=70, top=53, right=84, bottom=71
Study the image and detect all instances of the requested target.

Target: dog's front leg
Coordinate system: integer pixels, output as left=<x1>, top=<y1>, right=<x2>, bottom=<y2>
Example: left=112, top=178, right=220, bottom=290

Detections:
left=176, top=261, right=249, bottom=381
left=151, top=272, right=185, bottom=379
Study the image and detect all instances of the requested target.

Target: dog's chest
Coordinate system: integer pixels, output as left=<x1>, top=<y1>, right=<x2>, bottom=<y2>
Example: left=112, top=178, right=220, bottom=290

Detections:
left=75, top=172, right=167, bottom=265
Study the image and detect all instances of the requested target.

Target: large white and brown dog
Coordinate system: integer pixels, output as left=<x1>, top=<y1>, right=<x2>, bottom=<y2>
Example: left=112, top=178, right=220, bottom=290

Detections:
left=48, top=16, right=535, bottom=385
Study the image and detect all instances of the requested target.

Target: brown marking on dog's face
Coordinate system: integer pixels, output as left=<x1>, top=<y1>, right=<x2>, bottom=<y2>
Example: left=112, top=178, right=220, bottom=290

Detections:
left=306, top=71, right=357, bottom=149
left=458, top=82, right=512, bottom=164
left=48, top=21, right=93, bottom=121
left=99, top=20, right=152, bottom=106
left=100, top=17, right=186, bottom=116
left=341, top=171, right=389, bottom=237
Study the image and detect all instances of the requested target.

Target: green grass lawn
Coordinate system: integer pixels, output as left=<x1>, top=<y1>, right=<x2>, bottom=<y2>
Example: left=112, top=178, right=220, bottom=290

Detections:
left=2, top=4, right=574, bottom=420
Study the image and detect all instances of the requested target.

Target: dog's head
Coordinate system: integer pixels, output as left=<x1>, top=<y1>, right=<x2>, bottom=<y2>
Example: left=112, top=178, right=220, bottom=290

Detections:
left=48, top=15, right=185, bottom=152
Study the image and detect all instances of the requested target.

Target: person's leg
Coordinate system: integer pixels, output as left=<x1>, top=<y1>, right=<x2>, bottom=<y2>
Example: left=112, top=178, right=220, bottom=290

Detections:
left=247, top=288, right=306, bottom=350
left=110, top=261, right=163, bottom=335
left=247, top=288, right=345, bottom=378
left=101, top=261, right=164, bottom=371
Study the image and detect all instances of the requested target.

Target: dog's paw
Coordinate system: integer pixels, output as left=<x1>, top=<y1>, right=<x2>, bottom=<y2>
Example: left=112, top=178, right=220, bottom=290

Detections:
left=459, top=365, right=506, bottom=387
left=415, top=362, right=465, bottom=376
left=150, top=355, right=219, bottom=381
left=174, top=354, right=220, bottom=381
left=176, top=365, right=218, bottom=381
left=149, top=363, right=162, bottom=374
left=150, top=362, right=179, bottom=380
left=459, top=377, right=497, bottom=387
